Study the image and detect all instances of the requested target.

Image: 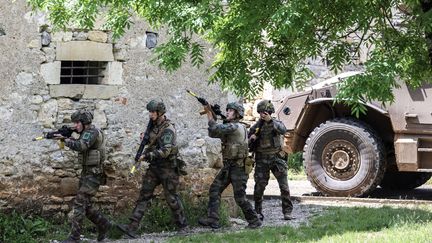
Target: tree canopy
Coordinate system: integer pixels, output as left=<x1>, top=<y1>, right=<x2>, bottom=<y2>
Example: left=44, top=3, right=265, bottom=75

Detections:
left=28, top=0, right=432, bottom=113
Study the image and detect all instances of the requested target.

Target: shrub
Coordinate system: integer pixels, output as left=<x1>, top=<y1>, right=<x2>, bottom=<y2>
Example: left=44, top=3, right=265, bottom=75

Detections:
left=287, top=152, right=303, bottom=173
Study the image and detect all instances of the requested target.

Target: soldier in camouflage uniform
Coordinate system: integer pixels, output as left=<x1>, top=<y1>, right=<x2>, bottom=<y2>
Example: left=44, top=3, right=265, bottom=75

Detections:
left=62, top=110, right=112, bottom=243
left=118, top=99, right=187, bottom=238
left=198, top=102, right=262, bottom=229
left=249, top=100, right=294, bottom=221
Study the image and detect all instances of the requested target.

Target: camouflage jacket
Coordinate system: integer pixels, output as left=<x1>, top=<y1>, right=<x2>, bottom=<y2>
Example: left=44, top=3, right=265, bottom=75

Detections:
left=208, top=119, right=248, bottom=161
left=65, top=125, right=106, bottom=167
left=249, top=118, right=287, bottom=154
left=146, top=117, right=178, bottom=164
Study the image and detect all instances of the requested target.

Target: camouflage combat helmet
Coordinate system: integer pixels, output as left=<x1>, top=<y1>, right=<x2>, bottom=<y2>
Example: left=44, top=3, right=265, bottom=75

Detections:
left=226, top=102, right=244, bottom=119
left=71, top=110, right=93, bottom=125
left=257, top=100, right=275, bottom=114
left=146, top=99, right=166, bottom=114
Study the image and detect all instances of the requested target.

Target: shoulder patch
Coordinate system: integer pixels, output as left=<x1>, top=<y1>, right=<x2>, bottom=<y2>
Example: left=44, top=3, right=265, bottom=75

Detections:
left=82, top=132, right=92, bottom=141
left=161, top=130, right=174, bottom=144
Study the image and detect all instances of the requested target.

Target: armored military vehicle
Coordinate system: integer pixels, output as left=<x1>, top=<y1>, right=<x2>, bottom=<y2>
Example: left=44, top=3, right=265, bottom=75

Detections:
left=277, top=71, right=432, bottom=197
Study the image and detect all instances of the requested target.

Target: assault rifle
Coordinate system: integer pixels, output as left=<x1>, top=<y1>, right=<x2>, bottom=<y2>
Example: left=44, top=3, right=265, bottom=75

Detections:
left=186, top=89, right=226, bottom=121
left=32, top=125, right=75, bottom=149
left=130, top=120, right=153, bottom=175
left=32, top=125, right=75, bottom=141
left=248, top=119, right=264, bottom=152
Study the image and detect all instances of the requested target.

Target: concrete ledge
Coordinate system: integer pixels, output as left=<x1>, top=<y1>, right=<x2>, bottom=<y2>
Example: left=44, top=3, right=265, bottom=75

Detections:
left=49, top=84, right=119, bottom=99
left=56, top=41, right=114, bottom=61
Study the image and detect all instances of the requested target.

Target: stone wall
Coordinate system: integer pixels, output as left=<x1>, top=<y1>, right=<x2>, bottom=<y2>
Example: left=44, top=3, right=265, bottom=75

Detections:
left=0, top=0, right=373, bottom=217
left=0, top=0, right=235, bottom=216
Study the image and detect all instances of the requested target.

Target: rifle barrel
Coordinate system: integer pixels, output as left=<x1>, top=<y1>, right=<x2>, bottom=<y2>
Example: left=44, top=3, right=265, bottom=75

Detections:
left=186, top=89, right=198, bottom=98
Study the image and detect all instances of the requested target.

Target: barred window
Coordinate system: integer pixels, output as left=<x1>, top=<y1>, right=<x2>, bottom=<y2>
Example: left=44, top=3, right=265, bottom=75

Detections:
left=60, top=61, right=107, bottom=84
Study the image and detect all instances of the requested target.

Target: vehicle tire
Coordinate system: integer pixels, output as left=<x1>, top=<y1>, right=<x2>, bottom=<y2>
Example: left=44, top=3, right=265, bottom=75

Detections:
left=380, top=172, right=432, bottom=190
left=303, top=118, right=386, bottom=197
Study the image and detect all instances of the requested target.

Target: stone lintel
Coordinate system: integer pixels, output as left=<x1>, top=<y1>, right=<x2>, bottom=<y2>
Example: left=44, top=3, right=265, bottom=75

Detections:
left=56, top=41, right=114, bottom=61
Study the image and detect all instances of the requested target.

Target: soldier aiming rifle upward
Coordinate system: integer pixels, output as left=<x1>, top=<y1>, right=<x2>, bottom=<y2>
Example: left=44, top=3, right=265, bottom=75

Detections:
left=186, top=89, right=226, bottom=121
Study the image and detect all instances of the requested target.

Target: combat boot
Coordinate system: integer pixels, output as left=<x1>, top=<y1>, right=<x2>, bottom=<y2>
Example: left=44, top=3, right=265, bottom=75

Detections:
left=61, top=236, right=80, bottom=243
left=255, top=201, right=264, bottom=221
left=62, top=220, right=81, bottom=243
left=176, top=222, right=189, bottom=235
left=97, top=219, right=112, bottom=241
left=283, top=212, right=295, bottom=220
left=198, top=217, right=221, bottom=229
left=247, top=219, right=262, bottom=229
left=116, top=220, right=139, bottom=239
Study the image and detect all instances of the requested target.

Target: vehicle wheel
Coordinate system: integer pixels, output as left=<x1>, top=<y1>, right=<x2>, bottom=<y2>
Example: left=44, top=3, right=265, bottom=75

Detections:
left=303, top=118, right=386, bottom=197
left=380, top=172, right=432, bottom=190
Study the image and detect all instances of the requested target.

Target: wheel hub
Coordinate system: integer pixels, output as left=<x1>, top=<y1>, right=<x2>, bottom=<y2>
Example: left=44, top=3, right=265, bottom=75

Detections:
left=332, top=150, right=350, bottom=170
left=322, top=140, right=360, bottom=180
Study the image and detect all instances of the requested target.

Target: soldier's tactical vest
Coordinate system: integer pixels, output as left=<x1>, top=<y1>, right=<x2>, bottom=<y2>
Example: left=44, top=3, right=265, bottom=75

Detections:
left=80, top=127, right=106, bottom=168
left=148, top=119, right=179, bottom=163
left=256, top=121, right=282, bottom=154
left=222, top=122, right=248, bottom=160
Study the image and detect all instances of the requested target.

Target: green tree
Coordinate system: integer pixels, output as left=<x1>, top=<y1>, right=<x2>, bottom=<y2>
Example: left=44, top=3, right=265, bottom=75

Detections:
left=28, top=0, right=432, bottom=113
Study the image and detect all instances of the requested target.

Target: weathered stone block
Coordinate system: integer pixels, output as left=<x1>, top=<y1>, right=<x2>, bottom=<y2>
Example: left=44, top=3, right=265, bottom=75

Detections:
left=88, top=31, right=108, bottom=43
left=93, top=109, right=107, bottom=128
left=103, top=61, right=123, bottom=85
left=28, top=39, right=41, bottom=49
left=73, top=31, right=87, bottom=41
left=113, top=47, right=127, bottom=61
left=42, top=47, right=56, bottom=63
left=16, top=72, right=34, bottom=86
left=41, top=61, right=61, bottom=84
left=52, top=31, right=73, bottom=42
left=59, top=177, right=79, bottom=196
left=38, top=99, right=58, bottom=128
left=30, top=95, right=43, bottom=104
left=56, top=41, right=114, bottom=61
left=57, top=98, right=74, bottom=109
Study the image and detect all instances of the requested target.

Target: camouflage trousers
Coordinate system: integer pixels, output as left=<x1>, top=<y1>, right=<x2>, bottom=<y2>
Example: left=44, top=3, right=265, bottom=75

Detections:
left=130, top=165, right=187, bottom=228
left=69, top=170, right=110, bottom=240
left=207, top=161, right=259, bottom=223
left=253, top=153, right=293, bottom=215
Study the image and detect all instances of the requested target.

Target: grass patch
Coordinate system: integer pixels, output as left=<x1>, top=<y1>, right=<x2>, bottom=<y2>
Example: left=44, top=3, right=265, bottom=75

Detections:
left=288, top=170, right=306, bottom=180
left=169, top=205, right=432, bottom=242
left=0, top=211, right=69, bottom=243
left=288, top=152, right=306, bottom=180
left=287, top=152, right=303, bottom=173
left=0, top=191, right=231, bottom=242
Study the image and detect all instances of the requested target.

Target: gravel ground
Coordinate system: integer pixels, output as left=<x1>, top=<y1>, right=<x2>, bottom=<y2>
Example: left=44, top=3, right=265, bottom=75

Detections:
left=102, top=199, right=325, bottom=243
left=54, top=179, right=432, bottom=242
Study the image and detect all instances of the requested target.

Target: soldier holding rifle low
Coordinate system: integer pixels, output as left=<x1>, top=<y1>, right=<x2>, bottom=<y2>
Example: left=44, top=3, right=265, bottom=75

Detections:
left=60, top=110, right=112, bottom=243
left=117, top=99, right=187, bottom=238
